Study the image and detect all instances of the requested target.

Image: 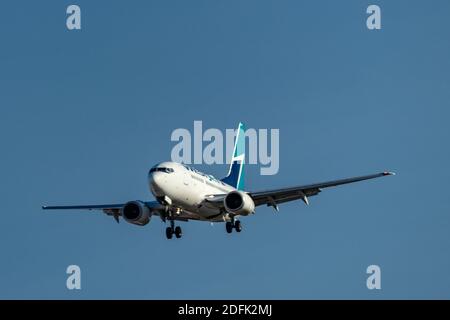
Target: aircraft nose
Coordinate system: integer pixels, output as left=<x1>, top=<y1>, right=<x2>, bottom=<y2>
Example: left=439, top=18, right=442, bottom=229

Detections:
left=150, top=172, right=161, bottom=187
left=149, top=172, right=164, bottom=195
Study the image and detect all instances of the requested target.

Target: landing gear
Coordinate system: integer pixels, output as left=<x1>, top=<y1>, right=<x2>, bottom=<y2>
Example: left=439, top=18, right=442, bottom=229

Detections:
left=175, top=226, right=182, bottom=238
left=234, top=220, right=242, bottom=232
left=165, top=219, right=182, bottom=240
left=225, top=222, right=233, bottom=233
left=225, top=218, right=242, bottom=234
left=165, top=227, right=173, bottom=239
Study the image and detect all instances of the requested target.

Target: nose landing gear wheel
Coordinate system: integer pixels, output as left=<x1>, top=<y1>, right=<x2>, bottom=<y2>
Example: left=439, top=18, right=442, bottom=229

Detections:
left=175, top=226, right=182, bottom=238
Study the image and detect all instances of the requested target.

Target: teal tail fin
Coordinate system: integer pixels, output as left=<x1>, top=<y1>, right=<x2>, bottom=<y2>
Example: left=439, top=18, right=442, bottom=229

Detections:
left=221, top=122, right=245, bottom=190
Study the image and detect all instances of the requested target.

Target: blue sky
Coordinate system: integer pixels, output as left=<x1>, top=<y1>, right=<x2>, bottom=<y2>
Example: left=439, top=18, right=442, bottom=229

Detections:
left=1, top=0, right=449, bottom=299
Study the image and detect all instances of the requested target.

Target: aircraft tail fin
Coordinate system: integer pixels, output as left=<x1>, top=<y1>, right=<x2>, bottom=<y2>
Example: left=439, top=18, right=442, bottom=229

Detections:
left=221, top=122, right=246, bottom=190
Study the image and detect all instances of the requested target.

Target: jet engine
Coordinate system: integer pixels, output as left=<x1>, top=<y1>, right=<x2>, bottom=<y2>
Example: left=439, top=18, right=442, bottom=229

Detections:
left=122, top=201, right=151, bottom=226
left=223, top=191, right=255, bottom=216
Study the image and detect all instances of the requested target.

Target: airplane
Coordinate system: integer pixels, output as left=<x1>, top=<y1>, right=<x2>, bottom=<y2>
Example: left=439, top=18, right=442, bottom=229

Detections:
left=42, top=122, right=395, bottom=239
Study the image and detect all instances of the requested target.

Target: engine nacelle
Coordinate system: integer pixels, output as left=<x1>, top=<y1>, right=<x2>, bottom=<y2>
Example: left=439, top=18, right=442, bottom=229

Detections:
left=122, top=201, right=151, bottom=226
left=224, top=191, right=255, bottom=216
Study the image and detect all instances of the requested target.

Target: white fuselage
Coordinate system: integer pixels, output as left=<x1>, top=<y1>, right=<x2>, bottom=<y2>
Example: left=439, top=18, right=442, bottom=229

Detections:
left=148, top=162, right=236, bottom=221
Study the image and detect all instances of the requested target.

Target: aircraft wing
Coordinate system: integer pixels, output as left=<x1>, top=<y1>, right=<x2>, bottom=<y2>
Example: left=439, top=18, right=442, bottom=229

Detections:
left=42, top=201, right=170, bottom=222
left=248, top=171, right=395, bottom=209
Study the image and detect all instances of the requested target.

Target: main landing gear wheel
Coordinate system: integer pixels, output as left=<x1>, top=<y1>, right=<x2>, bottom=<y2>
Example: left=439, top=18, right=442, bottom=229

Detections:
left=165, top=227, right=173, bottom=239
left=234, top=220, right=242, bottom=232
left=175, top=226, right=182, bottom=238
left=225, top=220, right=242, bottom=233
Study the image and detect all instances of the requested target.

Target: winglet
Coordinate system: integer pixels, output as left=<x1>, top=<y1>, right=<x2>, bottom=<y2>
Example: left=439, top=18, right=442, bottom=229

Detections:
left=383, top=171, right=396, bottom=176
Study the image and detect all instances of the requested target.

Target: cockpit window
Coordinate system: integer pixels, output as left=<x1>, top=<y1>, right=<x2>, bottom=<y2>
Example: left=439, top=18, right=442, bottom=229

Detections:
left=149, top=167, right=174, bottom=174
